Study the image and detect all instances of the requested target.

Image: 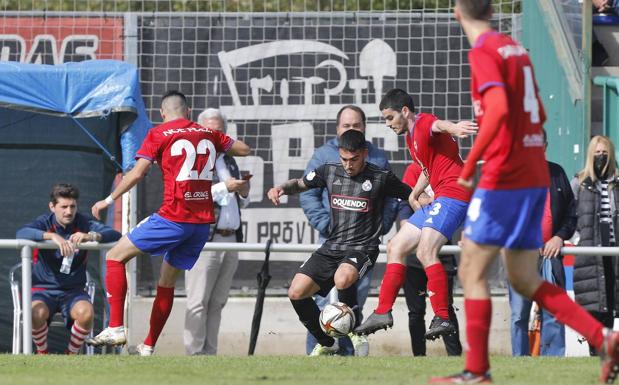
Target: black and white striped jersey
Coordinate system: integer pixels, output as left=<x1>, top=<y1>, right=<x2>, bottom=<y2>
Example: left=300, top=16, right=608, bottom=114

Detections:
left=303, top=161, right=412, bottom=252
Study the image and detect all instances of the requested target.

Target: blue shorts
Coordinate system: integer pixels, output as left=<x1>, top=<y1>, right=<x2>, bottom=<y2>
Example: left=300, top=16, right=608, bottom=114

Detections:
left=128, top=213, right=211, bottom=270
left=32, top=288, right=90, bottom=329
left=463, top=187, right=546, bottom=249
left=408, top=197, right=468, bottom=240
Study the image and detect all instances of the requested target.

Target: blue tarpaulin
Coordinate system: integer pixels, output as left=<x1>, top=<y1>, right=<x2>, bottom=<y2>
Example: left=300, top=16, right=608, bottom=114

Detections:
left=0, top=59, right=150, bottom=171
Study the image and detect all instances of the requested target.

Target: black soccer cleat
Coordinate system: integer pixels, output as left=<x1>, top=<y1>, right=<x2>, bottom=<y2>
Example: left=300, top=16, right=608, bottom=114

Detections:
left=424, top=315, right=457, bottom=341
left=353, top=311, right=393, bottom=336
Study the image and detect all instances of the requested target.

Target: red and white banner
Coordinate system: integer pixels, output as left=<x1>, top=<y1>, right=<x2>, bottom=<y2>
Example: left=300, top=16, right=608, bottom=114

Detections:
left=0, top=17, right=123, bottom=63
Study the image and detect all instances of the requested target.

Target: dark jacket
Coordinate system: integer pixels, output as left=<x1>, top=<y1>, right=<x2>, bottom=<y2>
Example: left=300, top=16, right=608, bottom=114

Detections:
left=572, top=173, right=619, bottom=313
left=16, top=212, right=121, bottom=290
left=210, top=154, right=244, bottom=243
left=548, top=161, right=577, bottom=241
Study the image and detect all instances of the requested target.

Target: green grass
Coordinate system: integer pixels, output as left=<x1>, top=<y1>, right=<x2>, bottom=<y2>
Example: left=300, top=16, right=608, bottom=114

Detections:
left=0, top=355, right=603, bottom=385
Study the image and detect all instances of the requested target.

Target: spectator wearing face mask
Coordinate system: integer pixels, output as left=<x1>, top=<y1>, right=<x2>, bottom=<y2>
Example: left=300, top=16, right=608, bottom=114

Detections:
left=571, top=135, right=619, bottom=355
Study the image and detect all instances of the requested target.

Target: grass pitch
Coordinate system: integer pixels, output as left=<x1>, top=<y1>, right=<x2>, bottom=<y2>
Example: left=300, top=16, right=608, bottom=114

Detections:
left=0, top=355, right=603, bottom=385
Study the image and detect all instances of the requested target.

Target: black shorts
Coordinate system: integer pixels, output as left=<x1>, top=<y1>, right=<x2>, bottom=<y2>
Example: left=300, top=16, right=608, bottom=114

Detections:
left=298, top=247, right=378, bottom=297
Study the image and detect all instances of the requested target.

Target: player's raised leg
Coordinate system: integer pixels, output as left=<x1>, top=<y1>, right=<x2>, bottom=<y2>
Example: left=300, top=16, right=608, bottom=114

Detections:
left=288, top=272, right=338, bottom=356
left=354, top=222, right=420, bottom=335
left=86, top=235, right=142, bottom=347
left=504, top=249, right=619, bottom=384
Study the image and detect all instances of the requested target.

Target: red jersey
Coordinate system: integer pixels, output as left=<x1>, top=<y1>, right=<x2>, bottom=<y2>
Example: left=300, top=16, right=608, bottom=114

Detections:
left=469, top=31, right=549, bottom=190
left=136, top=118, right=234, bottom=224
left=402, top=162, right=422, bottom=187
left=405, top=113, right=471, bottom=202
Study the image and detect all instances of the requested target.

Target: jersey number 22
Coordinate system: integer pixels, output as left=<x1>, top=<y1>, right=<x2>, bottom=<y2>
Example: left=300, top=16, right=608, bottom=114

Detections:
left=171, top=139, right=216, bottom=181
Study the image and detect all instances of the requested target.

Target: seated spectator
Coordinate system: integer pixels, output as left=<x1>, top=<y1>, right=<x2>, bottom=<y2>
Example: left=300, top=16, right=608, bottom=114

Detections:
left=508, top=128, right=576, bottom=356
left=571, top=135, right=619, bottom=355
left=593, top=0, right=619, bottom=14
left=398, top=162, right=462, bottom=356
left=16, top=183, right=121, bottom=354
left=592, top=0, right=619, bottom=66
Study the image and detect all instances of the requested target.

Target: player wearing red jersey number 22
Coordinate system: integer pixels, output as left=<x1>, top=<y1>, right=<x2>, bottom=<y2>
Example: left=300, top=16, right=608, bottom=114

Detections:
left=430, top=2, right=619, bottom=384
left=86, top=91, right=251, bottom=356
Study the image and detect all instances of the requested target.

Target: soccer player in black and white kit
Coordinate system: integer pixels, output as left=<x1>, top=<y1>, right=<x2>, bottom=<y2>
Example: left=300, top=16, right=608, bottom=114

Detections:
left=268, top=129, right=414, bottom=355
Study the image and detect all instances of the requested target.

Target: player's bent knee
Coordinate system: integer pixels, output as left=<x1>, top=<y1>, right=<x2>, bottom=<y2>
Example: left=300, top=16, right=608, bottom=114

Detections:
left=334, top=276, right=355, bottom=290
left=32, top=303, right=49, bottom=323
left=386, top=242, right=407, bottom=262
left=287, top=286, right=306, bottom=300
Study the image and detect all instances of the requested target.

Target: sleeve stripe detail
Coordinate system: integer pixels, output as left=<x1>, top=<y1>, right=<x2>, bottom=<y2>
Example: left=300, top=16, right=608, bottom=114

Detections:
left=136, top=154, right=154, bottom=162
left=223, top=139, right=235, bottom=152
left=478, top=81, right=505, bottom=93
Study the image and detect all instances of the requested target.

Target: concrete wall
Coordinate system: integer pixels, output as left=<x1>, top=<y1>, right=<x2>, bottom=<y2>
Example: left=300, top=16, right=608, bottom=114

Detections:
left=127, top=295, right=513, bottom=356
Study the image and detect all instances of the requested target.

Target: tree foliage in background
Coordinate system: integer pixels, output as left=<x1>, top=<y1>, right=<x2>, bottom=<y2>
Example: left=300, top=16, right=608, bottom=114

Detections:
left=1, top=0, right=519, bottom=13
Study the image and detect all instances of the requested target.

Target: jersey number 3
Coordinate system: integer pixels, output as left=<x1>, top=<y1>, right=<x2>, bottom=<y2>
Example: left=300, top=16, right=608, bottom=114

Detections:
left=171, top=139, right=216, bottom=181
left=523, top=66, right=540, bottom=124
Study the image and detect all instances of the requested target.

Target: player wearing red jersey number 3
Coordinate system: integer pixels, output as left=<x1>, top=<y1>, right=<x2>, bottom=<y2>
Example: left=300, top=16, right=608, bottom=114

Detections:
left=430, top=1, right=619, bottom=384
left=86, top=91, right=251, bottom=355
left=355, top=88, right=476, bottom=341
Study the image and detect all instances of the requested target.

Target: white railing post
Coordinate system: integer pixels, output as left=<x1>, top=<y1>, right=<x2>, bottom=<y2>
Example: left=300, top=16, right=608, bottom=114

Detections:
left=20, top=245, right=32, bottom=355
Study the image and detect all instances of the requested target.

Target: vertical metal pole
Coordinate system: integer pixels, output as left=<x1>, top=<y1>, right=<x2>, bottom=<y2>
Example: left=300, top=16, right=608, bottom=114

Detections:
left=21, top=245, right=32, bottom=355
left=123, top=12, right=139, bottom=349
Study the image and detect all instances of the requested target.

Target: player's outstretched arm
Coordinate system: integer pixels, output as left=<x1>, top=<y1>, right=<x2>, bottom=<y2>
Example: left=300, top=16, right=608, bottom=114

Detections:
left=432, top=119, right=478, bottom=138
left=226, top=140, right=251, bottom=156
left=267, top=178, right=308, bottom=205
left=91, top=158, right=152, bottom=219
left=458, top=86, right=508, bottom=189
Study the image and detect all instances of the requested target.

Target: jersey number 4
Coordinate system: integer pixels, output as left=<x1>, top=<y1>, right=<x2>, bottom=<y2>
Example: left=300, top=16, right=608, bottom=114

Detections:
left=523, top=66, right=540, bottom=124
left=171, top=139, right=216, bottom=181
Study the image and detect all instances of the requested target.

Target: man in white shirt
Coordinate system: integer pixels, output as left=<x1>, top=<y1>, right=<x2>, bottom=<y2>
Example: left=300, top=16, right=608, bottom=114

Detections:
left=184, top=108, right=250, bottom=355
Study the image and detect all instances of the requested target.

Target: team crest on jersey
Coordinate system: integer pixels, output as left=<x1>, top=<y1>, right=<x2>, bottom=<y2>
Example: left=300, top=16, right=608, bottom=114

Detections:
left=306, top=171, right=316, bottom=181
left=362, top=180, right=372, bottom=191
left=331, top=195, right=369, bottom=212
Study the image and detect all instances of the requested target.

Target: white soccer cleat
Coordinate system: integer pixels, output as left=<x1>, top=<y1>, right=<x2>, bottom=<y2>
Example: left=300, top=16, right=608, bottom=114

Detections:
left=309, top=340, right=339, bottom=356
left=136, top=343, right=154, bottom=356
left=85, top=326, right=126, bottom=347
left=348, top=332, right=369, bottom=356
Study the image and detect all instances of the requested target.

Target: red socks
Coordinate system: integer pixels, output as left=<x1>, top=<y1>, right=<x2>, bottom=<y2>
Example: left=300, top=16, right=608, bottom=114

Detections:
left=106, top=260, right=127, bottom=328
left=425, top=263, right=450, bottom=319
left=464, top=299, right=492, bottom=375
left=375, top=263, right=406, bottom=314
left=68, top=322, right=90, bottom=354
left=32, top=324, right=48, bottom=354
left=143, top=285, right=175, bottom=347
left=533, top=281, right=604, bottom=349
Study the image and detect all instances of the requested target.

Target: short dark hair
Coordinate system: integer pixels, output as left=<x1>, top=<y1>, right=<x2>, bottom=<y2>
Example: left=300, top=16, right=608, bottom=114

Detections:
left=161, top=90, right=188, bottom=106
left=338, top=129, right=367, bottom=152
left=336, top=105, right=366, bottom=127
left=379, top=88, right=415, bottom=113
left=456, top=0, right=493, bottom=21
left=50, top=183, right=79, bottom=205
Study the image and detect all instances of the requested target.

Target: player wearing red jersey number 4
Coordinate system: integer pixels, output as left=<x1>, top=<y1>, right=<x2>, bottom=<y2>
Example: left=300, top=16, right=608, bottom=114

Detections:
left=430, top=1, right=619, bottom=384
left=354, top=88, right=476, bottom=341
left=86, top=91, right=250, bottom=355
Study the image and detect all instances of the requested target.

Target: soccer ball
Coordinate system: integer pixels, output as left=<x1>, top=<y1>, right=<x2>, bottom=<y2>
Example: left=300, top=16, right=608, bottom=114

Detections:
left=319, top=302, right=356, bottom=338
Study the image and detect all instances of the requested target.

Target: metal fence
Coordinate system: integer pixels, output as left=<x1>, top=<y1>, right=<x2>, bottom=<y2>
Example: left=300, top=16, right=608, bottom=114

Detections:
left=2, top=238, right=617, bottom=355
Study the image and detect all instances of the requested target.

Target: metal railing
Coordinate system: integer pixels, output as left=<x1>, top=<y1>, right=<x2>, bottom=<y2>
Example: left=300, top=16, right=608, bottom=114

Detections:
left=2, top=238, right=617, bottom=355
